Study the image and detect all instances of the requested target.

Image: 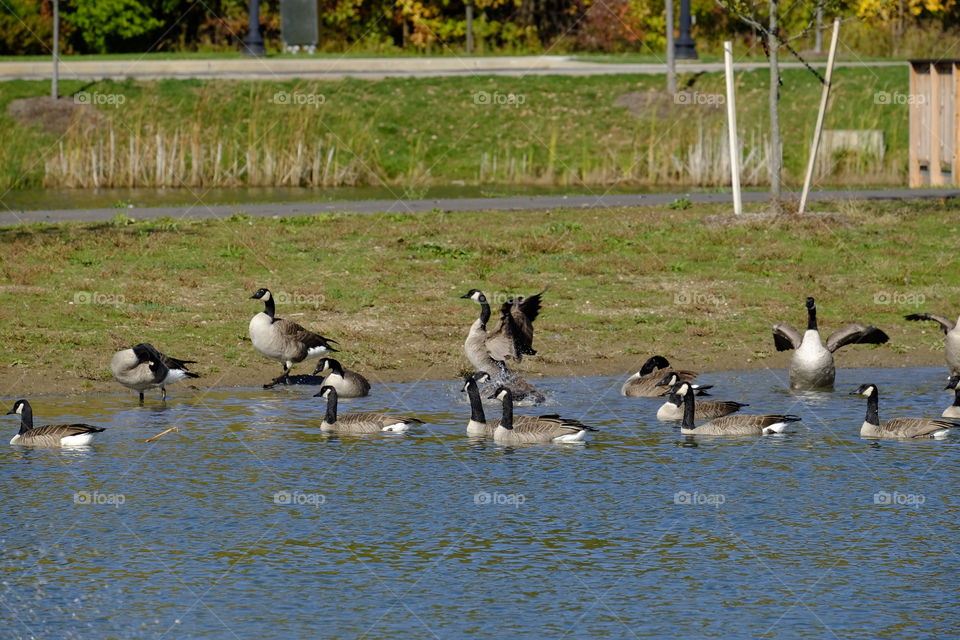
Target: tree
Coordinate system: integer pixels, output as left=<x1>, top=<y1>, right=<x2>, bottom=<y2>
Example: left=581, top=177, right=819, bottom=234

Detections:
left=715, top=0, right=842, bottom=213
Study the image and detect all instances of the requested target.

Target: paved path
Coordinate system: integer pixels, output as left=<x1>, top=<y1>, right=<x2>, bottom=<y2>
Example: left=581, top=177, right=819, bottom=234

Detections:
left=1, top=188, right=954, bottom=226
left=0, top=56, right=905, bottom=81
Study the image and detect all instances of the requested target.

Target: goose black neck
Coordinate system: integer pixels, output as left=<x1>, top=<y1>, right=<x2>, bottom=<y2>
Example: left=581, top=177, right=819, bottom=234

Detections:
left=263, top=297, right=276, bottom=318
left=466, top=382, right=486, bottom=423
left=807, top=305, right=818, bottom=331
left=18, top=405, right=34, bottom=434
left=864, top=391, right=880, bottom=426
left=954, top=388, right=960, bottom=408
left=324, top=391, right=338, bottom=424
left=327, top=359, right=344, bottom=376
left=667, top=392, right=682, bottom=407
left=499, top=394, right=514, bottom=430
left=681, top=390, right=696, bottom=429
left=478, top=302, right=491, bottom=326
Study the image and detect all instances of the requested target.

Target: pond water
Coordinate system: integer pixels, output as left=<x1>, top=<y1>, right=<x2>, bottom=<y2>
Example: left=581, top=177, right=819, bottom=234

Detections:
left=1, top=366, right=956, bottom=639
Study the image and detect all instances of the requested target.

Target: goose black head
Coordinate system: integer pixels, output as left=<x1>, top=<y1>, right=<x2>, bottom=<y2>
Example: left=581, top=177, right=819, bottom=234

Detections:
left=314, top=385, right=336, bottom=399
left=672, top=381, right=692, bottom=397
left=851, top=383, right=877, bottom=397
left=460, top=289, right=486, bottom=303
left=473, top=371, right=492, bottom=384
left=132, top=343, right=154, bottom=362
left=805, top=297, right=816, bottom=310
left=657, top=372, right=679, bottom=387
left=250, top=288, right=271, bottom=301
left=313, top=358, right=332, bottom=376
left=945, top=376, right=960, bottom=391
left=6, top=399, right=28, bottom=415
left=487, top=386, right=511, bottom=401
left=639, top=355, right=670, bottom=376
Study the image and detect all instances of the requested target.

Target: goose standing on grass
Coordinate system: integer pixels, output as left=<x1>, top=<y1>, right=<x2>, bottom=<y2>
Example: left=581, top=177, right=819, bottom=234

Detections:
left=487, top=387, right=596, bottom=445
left=313, top=358, right=370, bottom=398
left=462, top=372, right=547, bottom=436
left=655, top=373, right=747, bottom=421
left=621, top=355, right=705, bottom=397
left=314, top=386, right=421, bottom=434
left=669, top=381, right=799, bottom=436
left=110, top=343, right=199, bottom=403
left=249, top=288, right=338, bottom=388
left=773, top=297, right=889, bottom=390
left=904, top=312, right=960, bottom=375
left=6, top=400, right=104, bottom=447
left=944, top=376, right=960, bottom=419
left=852, top=383, right=956, bottom=439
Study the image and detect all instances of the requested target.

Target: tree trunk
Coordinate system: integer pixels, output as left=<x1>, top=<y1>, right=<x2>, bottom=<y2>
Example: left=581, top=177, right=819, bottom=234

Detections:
left=768, top=0, right=781, bottom=213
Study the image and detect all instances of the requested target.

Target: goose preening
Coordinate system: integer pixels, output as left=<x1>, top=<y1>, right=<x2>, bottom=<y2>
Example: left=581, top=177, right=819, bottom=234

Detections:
left=462, top=372, right=550, bottom=436
left=944, top=376, right=960, bottom=419
left=460, top=288, right=543, bottom=375
left=6, top=399, right=104, bottom=447
left=487, top=387, right=596, bottom=445
left=852, top=383, right=956, bottom=439
left=110, top=343, right=199, bottom=403
left=313, top=358, right=370, bottom=398
left=670, top=381, right=799, bottom=436
left=314, top=386, right=421, bottom=434
left=621, top=356, right=704, bottom=398
left=904, top=312, right=960, bottom=375
left=655, top=373, right=747, bottom=421
left=773, top=297, right=889, bottom=390
left=249, top=288, right=338, bottom=388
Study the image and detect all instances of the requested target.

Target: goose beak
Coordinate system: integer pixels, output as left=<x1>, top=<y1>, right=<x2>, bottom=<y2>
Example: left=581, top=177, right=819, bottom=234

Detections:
left=459, top=293, right=471, bottom=299
left=313, top=391, right=324, bottom=397
left=5, top=409, right=15, bottom=415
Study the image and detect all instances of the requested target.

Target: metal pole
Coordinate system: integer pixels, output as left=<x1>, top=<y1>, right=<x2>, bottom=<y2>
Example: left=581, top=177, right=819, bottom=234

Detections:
left=723, top=41, right=742, bottom=215
left=666, top=0, right=676, bottom=94
left=814, top=5, right=823, bottom=53
left=466, top=0, right=474, bottom=55
left=51, top=0, right=59, bottom=99
left=799, top=18, right=841, bottom=215
left=675, top=0, right=697, bottom=59
left=244, top=0, right=265, bottom=57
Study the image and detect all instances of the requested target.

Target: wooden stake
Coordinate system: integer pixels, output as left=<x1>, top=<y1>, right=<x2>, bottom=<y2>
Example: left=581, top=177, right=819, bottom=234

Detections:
left=799, top=18, right=841, bottom=215
left=143, top=425, right=180, bottom=443
left=723, top=41, right=742, bottom=215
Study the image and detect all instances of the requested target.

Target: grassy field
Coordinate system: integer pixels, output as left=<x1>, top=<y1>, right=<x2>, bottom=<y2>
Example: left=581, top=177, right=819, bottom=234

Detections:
left=0, top=65, right=908, bottom=193
left=0, top=198, right=956, bottom=395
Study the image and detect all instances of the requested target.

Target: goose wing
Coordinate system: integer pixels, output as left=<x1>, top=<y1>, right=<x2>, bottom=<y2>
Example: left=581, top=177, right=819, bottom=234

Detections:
left=275, top=318, right=338, bottom=353
left=159, top=352, right=197, bottom=371
left=772, top=323, right=803, bottom=351
left=513, top=415, right=596, bottom=436
left=825, top=324, right=889, bottom=353
left=905, top=313, right=956, bottom=334
left=697, top=401, right=749, bottom=419
left=353, top=413, right=422, bottom=428
left=484, top=308, right=520, bottom=362
left=879, top=418, right=956, bottom=438
left=709, top=414, right=799, bottom=429
left=27, top=423, right=105, bottom=438
left=508, top=291, right=544, bottom=355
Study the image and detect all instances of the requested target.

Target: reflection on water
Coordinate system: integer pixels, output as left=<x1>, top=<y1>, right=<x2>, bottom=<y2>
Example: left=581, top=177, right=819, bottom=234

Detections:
left=1, top=367, right=956, bottom=639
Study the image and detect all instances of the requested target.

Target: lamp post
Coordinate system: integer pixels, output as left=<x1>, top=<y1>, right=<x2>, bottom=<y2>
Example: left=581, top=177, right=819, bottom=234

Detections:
left=675, top=0, right=697, bottom=59
left=244, top=0, right=266, bottom=56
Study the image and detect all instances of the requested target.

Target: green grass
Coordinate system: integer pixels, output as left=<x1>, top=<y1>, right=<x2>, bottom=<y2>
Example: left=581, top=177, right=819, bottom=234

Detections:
left=0, top=198, right=956, bottom=391
left=0, top=65, right=910, bottom=192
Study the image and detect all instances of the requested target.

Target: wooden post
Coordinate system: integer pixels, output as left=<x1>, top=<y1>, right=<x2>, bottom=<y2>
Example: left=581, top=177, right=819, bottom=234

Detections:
left=909, top=62, right=922, bottom=187
left=51, top=0, right=59, bottom=99
left=466, top=0, right=474, bottom=55
left=954, top=62, right=960, bottom=185
left=931, top=62, right=943, bottom=185
left=666, top=0, right=676, bottom=94
left=723, top=41, right=742, bottom=215
left=799, top=18, right=840, bottom=215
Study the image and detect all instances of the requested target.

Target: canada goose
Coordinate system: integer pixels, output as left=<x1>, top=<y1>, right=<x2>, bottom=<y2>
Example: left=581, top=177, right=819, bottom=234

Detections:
left=460, top=288, right=543, bottom=375
left=249, top=288, right=337, bottom=388
left=313, top=386, right=421, bottom=434
left=313, top=358, right=370, bottom=398
left=904, top=312, right=960, bottom=375
left=852, top=383, right=956, bottom=439
left=110, top=343, right=199, bottom=403
left=773, top=297, right=889, bottom=390
left=462, top=372, right=550, bottom=436
left=621, top=356, right=704, bottom=398
left=670, top=381, right=799, bottom=436
left=6, top=400, right=104, bottom=447
left=487, top=387, right=596, bottom=445
left=944, top=376, right=960, bottom=419
left=655, top=373, right=747, bottom=421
